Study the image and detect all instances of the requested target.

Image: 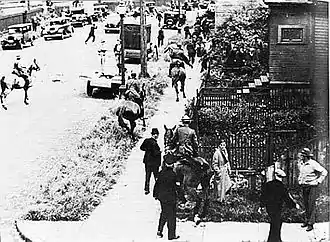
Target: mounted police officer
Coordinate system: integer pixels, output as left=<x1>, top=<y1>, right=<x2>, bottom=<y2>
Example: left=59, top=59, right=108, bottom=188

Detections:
left=171, top=115, right=204, bottom=169
left=166, top=43, right=192, bottom=77
left=13, top=55, right=29, bottom=86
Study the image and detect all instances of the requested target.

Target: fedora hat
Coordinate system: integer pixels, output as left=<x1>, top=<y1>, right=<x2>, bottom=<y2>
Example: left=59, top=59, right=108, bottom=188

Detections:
left=301, top=148, right=312, bottom=157
left=151, top=128, right=159, bottom=135
left=181, top=114, right=191, bottom=122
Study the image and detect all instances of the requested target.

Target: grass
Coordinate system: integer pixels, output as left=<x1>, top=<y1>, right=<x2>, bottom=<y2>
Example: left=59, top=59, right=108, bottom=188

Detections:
left=22, top=70, right=169, bottom=221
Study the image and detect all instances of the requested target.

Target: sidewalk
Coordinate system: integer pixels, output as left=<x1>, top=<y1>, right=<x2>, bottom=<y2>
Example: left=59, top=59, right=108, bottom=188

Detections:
left=14, top=47, right=330, bottom=242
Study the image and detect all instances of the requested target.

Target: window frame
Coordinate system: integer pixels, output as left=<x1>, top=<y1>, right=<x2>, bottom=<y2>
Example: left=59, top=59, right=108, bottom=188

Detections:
left=277, top=25, right=307, bottom=44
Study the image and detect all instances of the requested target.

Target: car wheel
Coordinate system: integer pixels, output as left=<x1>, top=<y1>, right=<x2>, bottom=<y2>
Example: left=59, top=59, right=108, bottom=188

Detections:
left=17, top=42, right=23, bottom=49
left=87, top=81, right=93, bottom=96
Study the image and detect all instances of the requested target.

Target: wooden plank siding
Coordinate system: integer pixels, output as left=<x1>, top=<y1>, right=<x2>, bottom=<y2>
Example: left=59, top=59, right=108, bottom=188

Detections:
left=313, top=1, right=329, bottom=111
left=268, top=5, right=313, bottom=83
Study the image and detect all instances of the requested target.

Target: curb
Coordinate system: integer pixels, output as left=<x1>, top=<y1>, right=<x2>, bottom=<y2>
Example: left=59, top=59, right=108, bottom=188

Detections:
left=14, top=221, right=33, bottom=242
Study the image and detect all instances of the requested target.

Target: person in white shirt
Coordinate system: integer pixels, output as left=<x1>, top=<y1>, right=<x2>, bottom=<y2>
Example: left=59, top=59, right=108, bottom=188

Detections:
left=298, top=148, right=328, bottom=231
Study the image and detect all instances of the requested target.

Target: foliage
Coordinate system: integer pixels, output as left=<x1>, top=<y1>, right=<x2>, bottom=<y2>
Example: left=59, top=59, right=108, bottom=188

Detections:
left=23, top=73, right=169, bottom=221
left=202, top=6, right=270, bottom=87
left=177, top=187, right=330, bottom=223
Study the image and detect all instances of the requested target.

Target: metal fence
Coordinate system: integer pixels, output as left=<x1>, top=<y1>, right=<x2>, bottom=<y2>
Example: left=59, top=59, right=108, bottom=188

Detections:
left=192, top=85, right=328, bottom=186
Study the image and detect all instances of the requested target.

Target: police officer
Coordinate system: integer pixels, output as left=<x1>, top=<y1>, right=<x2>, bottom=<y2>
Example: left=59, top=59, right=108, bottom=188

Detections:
left=259, top=169, right=300, bottom=242
left=153, top=159, right=180, bottom=240
left=171, top=115, right=204, bottom=169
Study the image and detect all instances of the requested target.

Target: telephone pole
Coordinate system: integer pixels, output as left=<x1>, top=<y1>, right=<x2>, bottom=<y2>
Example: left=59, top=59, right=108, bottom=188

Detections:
left=139, top=0, right=149, bottom=78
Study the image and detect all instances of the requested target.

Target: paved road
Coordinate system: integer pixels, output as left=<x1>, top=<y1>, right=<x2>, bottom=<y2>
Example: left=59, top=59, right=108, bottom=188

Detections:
left=0, top=16, right=160, bottom=240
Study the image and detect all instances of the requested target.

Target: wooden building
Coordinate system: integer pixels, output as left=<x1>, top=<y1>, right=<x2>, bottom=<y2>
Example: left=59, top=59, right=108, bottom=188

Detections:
left=264, top=0, right=329, bottom=121
left=265, top=0, right=328, bottom=84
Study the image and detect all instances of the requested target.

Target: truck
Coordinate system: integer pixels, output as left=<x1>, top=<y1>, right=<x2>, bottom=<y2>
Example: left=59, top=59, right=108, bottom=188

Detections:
left=123, top=17, right=151, bottom=59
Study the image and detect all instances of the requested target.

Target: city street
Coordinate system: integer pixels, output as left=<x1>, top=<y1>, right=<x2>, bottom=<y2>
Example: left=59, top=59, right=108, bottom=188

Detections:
left=0, top=13, right=168, bottom=239
left=0, top=7, right=193, bottom=239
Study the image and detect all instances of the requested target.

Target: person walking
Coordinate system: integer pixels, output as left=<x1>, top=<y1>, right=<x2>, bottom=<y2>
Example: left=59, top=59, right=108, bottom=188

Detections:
left=298, top=148, right=328, bottom=231
left=157, top=12, right=163, bottom=27
left=259, top=169, right=300, bottom=242
left=212, top=139, right=232, bottom=202
left=157, top=28, right=164, bottom=47
left=140, top=128, right=162, bottom=195
left=186, top=41, right=196, bottom=64
left=85, top=23, right=97, bottom=44
left=153, top=159, right=180, bottom=240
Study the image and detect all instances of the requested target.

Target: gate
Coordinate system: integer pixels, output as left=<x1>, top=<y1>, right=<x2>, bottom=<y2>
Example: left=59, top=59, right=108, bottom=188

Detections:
left=192, top=85, right=321, bottom=176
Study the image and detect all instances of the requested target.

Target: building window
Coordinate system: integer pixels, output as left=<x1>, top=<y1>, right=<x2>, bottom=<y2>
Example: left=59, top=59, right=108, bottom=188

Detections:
left=278, top=25, right=306, bottom=44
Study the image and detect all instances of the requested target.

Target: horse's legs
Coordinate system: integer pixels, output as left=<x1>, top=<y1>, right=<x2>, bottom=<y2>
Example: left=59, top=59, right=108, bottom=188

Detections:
left=181, top=74, right=186, bottom=99
left=173, top=82, right=179, bottom=102
left=129, top=120, right=136, bottom=138
left=24, top=88, right=29, bottom=105
left=118, top=114, right=129, bottom=132
left=0, top=92, right=7, bottom=110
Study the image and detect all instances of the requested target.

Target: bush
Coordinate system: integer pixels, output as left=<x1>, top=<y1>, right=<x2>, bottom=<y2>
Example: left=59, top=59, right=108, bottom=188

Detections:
left=177, top=187, right=330, bottom=223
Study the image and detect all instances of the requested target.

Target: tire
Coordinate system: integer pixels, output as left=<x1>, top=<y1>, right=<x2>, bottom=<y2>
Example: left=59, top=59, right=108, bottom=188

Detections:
left=86, top=81, right=93, bottom=96
left=17, top=42, right=22, bottom=49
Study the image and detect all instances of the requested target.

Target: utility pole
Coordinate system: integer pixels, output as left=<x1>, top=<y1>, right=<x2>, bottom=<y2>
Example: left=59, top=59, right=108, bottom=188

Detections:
left=27, top=0, right=30, bottom=11
left=139, top=0, right=149, bottom=78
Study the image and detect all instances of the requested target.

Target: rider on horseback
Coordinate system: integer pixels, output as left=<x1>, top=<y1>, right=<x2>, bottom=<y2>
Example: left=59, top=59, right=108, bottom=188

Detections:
left=170, top=115, right=205, bottom=170
left=124, top=81, right=145, bottom=118
left=165, top=43, right=193, bottom=77
left=12, top=55, right=29, bottom=86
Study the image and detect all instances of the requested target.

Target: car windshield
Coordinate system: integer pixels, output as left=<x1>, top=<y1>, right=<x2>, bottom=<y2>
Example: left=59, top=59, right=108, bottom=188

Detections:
left=50, top=21, right=62, bottom=26
left=8, top=28, right=21, bottom=34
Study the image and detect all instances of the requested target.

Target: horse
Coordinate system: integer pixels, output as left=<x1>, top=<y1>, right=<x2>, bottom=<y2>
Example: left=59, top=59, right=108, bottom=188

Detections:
left=170, top=64, right=186, bottom=102
left=0, top=59, right=40, bottom=110
left=163, top=125, right=213, bottom=225
left=115, top=82, right=146, bottom=139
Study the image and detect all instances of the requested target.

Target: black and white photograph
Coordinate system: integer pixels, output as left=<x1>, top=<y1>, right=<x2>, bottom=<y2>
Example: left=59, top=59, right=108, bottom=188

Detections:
left=0, top=0, right=328, bottom=241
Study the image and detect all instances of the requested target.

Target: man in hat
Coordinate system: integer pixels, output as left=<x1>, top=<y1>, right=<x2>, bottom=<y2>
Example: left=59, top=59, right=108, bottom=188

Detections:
left=171, top=115, right=204, bottom=169
left=259, top=169, right=300, bottom=242
left=12, top=55, right=28, bottom=84
left=140, top=128, right=162, bottom=195
left=298, top=147, right=328, bottom=231
left=153, top=160, right=180, bottom=240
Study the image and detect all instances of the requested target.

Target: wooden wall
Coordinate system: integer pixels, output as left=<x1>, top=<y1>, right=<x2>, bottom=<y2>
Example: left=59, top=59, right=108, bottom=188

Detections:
left=268, top=4, right=313, bottom=83
left=313, top=1, right=329, bottom=115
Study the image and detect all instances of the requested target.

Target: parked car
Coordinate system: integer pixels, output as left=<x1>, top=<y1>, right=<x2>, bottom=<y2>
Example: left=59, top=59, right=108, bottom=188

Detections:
left=104, top=13, right=120, bottom=34
left=1, top=23, right=36, bottom=49
left=42, top=17, right=74, bottom=40
left=163, top=10, right=186, bottom=29
left=71, top=13, right=87, bottom=27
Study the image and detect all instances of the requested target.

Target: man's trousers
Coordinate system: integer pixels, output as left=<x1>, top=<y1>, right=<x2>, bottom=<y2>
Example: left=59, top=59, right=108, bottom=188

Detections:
left=302, top=185, right=318, bottom=225
left=158, top=201, right=176, bottom=239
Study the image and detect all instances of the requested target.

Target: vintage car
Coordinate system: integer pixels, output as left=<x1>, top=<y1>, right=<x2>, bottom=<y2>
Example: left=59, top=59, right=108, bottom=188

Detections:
left=104, top=13, right=120, bottom=34
left=163, top=10, right=186, bottom=29
left=71, top=13, right=88, bottom=27
left=81, top=73, right=123, bottom=97
left=42, top=17, right=74, bottom=40
left=1, top=23, right=35, bottom=49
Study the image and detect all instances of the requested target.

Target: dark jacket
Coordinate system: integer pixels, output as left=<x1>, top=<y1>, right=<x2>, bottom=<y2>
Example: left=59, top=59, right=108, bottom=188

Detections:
left=153, top=167, right=177, bottom=203
left=140, top=137, right=161, bottom=167
left=260, top=180, right=296, bottom=211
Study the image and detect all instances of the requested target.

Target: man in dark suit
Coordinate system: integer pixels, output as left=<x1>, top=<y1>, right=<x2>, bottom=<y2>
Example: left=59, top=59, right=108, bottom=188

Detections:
left=259, top=169, right=300, bottom=242
left=153, top=160, right=180, bottom=240
left=140, top=128, right=161, bottom=195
